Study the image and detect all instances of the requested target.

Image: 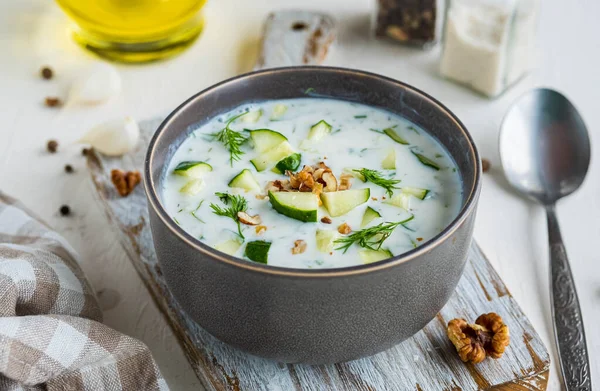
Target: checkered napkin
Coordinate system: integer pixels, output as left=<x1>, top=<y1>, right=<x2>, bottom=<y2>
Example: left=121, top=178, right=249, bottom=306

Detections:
left=0, top=192, right=169, bottom=391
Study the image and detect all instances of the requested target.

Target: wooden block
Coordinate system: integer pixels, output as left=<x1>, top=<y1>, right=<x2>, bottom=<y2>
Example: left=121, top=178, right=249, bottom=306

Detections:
left=255, top=10, right=336, bottom=69
left=87, top=119, right=550, bottom=391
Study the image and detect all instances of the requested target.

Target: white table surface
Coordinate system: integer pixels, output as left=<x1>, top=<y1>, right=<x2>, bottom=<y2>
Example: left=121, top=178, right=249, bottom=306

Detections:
left=1, top=0, right=599, bottom=389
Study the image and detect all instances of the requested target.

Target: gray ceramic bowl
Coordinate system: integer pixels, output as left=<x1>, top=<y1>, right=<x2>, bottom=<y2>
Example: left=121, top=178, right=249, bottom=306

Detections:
left=144, top=66, right=481, bottom=364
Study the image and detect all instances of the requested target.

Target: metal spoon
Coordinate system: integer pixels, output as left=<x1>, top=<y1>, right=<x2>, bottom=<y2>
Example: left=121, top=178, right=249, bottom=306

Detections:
left=499, top=88, right=591, bottom=390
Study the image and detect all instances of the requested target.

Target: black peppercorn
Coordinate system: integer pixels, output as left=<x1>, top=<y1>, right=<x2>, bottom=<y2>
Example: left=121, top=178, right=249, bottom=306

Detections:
left=47, top=140, right=58, bottom=153
left=59, top=205, right=70, bottom=216
left=41, top=66, right=54, bottom=80
left=65, top=164, right=74, bottom=173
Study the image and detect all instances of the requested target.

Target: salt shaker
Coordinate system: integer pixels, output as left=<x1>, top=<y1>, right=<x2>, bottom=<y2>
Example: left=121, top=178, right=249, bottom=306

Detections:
left=374, top=0, right=441, bottom=48
left=439, top=0, right=539, bottom=97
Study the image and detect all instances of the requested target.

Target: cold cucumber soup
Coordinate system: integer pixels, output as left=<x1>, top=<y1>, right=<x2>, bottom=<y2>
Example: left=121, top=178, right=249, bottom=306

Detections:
left=161, top=98, right=462, bottom=269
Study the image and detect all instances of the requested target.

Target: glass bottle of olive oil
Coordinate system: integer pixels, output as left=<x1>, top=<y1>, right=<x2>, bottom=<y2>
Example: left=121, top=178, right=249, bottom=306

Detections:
left=55, top=0, right=207, bottom=63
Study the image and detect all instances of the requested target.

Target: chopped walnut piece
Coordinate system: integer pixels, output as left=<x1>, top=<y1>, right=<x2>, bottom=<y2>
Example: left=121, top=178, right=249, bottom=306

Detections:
left=337, top=223, right=351, bottom=235
left=291, top=239, right=307, bottom=255
left=339, top=173, right=353, bottom=190
left=321, top=216, right=332, bottom=224
left=321, top=172, right=338, bottom=192
left=266, top=179, right=291, bottom=193
left=447, top=312, right=509, bottom=364
left=266, top=181, right=280, bottom=193
left=287, top=165, right=320, bottom=192
left=255, top=225, right=267, bottom=235
left=44, top=97, right=62, bottom=107
left=296, top=170, right=315, bottom=192
left=482, top=158, right=491, bottom=173
left=312, top=181, right=324, bottom=196
left=303, top=164, right=315, bottom=174
left=111, top=169, right=141, bottom=197
left=285, top=163, right=340, bottom=194
left=317, top=161, right=330, bottom=170
left=238, top=212, right=261, bottom=226
left=313, top=168, right=327, bottom=181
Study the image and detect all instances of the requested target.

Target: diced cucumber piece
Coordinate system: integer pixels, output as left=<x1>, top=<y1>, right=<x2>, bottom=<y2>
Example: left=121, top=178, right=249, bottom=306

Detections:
left=343, top=168, right=366, bottom=182
left=381, top=148, right=396, bottom=170
left=320, top=188, right=370, bottom=217
left=307, top=120, right=332, bottom=141
left=272, top=153, right=301, bottom=174
left=361, top=206, right=382, bottom=228
left=214, top=239, right=242, bottom=255
left=384, top=193, right=410, bottom=210
left=402, top=187, right=430, bottom=200
left=228, top=169, right=261, bottom=192
left=383, top=128, right=409, bottom=145
left=359, top=248, right=393, bottom=264
left=270, top=104, right=288, bottom=120
left=173, top=161, right=212, bottom=178
left=244, top=240, right=271, bottom=264
left=250, top=141, right=294, bottom=171
left=411, top=151, right=440, bottom=170
left=268, top=191, right=319, bottom=222
left=179, top=179, right=204, bottom=195
left=316, top=229, right=340, bottom=253
left=249, top=129, right=287, bottom=153
left=241, top=109, right=263, bottom=123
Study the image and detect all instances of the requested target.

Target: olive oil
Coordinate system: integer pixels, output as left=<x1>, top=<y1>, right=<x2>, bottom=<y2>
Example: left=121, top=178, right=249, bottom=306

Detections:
left=56, top=0, right=207, bottom=63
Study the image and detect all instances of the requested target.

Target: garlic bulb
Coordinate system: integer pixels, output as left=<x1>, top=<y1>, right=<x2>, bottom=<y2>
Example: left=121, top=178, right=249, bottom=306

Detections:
left=69, top=62, right=121, bottom=105
left=80, top=117, right=140, bottom=156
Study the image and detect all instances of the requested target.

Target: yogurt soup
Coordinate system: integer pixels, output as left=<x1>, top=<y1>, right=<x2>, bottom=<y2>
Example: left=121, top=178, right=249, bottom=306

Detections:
left=161, top=98, right=462, bottom=269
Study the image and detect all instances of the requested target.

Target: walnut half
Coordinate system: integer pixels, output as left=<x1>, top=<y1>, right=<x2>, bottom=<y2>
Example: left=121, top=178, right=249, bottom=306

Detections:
left=111, top=169, right=141, bottom=197
left=447, top=313, right=509, bottom=364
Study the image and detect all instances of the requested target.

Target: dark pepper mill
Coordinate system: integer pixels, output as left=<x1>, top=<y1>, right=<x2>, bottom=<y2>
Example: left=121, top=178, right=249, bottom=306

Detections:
left=374, top=0, right=438, bottom=48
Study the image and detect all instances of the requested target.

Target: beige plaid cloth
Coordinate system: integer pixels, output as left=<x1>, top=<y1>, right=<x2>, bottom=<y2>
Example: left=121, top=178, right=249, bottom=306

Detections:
left=0, top=192, right=169, bottom=391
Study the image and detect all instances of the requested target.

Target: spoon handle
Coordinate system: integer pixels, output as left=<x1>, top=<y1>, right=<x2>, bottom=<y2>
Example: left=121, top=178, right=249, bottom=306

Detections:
left=546, top=204, right=592, bottom=390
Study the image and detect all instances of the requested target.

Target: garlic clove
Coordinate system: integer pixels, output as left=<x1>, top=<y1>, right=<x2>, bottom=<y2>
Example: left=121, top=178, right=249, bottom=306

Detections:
left=70, top=62, right=121, bottom=105
left=80, top=117, right=140, bottom=156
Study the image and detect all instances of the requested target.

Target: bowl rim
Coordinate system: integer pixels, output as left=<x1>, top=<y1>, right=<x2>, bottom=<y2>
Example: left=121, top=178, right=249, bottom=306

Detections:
left=144, top=66, right=481, bottom=278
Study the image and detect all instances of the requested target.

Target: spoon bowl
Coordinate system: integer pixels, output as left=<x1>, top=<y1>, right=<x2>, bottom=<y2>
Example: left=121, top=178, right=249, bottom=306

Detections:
left=499, top=88, right=592, bottom=390
left=500, top=88, right=590, bottom=204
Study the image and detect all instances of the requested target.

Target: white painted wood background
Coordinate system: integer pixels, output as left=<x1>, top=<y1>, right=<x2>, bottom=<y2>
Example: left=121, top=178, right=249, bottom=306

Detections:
left=1, top=0, right=599, bottom=389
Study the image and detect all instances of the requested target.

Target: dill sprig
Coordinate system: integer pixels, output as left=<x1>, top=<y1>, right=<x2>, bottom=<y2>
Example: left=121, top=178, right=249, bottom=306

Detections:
left=191, top=200, right=205, bottom=223
left=353, top=168, right=401, bottom=197
left=334, top=218, right=412, bottom=253
left=210, top=192, right=248, bottom=239
left=210, top=112, right=249, bottom=166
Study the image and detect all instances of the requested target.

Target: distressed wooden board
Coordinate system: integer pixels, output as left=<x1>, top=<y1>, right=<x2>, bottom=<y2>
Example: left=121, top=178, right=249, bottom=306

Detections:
left=87, top=118, right=550, bottom=391
left=86, top=11, right=549, bottom=390
left=255, top=10, right=336, bottom=69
